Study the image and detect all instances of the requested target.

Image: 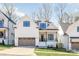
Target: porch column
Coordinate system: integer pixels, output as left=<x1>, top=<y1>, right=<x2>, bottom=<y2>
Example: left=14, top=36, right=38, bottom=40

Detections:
left=45, top=32, right=47, bottom=47
left=46, top=32, right=48, bottom=41
left=56, top=32, right=58, bottom=42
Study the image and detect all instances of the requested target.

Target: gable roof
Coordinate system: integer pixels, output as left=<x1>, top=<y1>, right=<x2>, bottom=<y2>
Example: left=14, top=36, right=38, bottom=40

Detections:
left=15, top=15, right=38, bottom=27
left=65, top=12, right=79, bottom=34
left=47, top=23, right=58, bottom=30
left=16, top=15, right=30, bottom=24
left=0, top=11, right=16, bottom=25
left=60, top=22, right=71, bottom=33
left=66, top=19, right=79, bottom=34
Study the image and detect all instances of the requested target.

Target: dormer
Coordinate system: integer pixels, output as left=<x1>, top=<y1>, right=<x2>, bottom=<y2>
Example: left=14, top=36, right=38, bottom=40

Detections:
left=39, top=22, right=48, bottom=29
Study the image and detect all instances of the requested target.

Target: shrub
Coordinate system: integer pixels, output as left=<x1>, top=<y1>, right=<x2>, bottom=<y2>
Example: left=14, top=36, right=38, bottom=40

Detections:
left=56, top=43, right=63, bottom=49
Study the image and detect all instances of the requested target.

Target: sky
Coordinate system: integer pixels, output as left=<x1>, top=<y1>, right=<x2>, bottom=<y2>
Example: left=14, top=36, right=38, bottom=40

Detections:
left=0, top=3, right=79, bottom=20
left=13, top=3, right=79, bottom=22
left=1, top=3, right=79, bottom=25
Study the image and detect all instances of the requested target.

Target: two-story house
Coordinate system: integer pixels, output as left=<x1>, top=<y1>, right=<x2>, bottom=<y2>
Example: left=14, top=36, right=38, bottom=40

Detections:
left=15, top=16, right=59, bottom=48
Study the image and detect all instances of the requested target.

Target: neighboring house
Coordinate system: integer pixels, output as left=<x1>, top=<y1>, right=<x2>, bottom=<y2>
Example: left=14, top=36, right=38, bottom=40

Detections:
left=62, top=12, right=79, bottom=50
left=0, top=11, right=15, bottom=45
left=15, top=16, right=59, bottom=47
left=64, top=20, right=79, bottom=50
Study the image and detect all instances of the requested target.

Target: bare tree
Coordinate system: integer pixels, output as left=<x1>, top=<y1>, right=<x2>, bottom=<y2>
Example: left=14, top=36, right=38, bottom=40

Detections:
left=37, top=4, right=52, bottom=22
left=54, top=3, right=67, bottom=23
left=54, top=3, right=72, bottom=33
left=1, top=3, right=18, bottom=21
left=31, top=11, right=37, bottom=20
left=0, top=3, right=17, bottom=45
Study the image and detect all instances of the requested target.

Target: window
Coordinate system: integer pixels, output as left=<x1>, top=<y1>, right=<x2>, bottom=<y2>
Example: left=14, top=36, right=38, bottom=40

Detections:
left=23, top=21, right=30, bottom=27
left=39, top=23, right=47, bottom=29
left=77, top=26, right=79, bottom=32
left=48, top=34, right=54, bottom=40
left=0, top=20, right=4, bottom=27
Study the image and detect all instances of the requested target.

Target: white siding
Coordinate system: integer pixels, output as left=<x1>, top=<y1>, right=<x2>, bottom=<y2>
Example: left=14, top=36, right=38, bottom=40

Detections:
left=66, top=20, right=79, bottom=37
left=15, top=16, right=39, bottom=46
left=64, top=20, right=79, bottom=50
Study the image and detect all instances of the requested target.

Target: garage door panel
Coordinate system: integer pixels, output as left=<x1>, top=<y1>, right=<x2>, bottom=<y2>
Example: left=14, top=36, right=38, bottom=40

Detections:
left=71, top=42, right=79, bottom=50
left=18, top=38, right=35, bottom=46
left=70, top=37, right=79, bottom=50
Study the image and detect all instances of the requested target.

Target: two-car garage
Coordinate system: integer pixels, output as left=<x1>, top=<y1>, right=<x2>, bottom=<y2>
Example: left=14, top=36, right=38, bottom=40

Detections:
left=18, top=38, right=35, bottom=46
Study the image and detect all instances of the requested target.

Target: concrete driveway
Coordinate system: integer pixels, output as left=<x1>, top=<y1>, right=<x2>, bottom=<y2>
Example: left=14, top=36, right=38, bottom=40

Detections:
left=0, top=46, right=36, bottom=56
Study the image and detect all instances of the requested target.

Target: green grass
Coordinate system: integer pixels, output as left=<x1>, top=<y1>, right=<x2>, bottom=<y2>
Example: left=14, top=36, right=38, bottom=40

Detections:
left=0, top=44, right=14, bottom=50
left=35, top=48, right=79, bottom=56
left=35, top=52, right=78, bottom=56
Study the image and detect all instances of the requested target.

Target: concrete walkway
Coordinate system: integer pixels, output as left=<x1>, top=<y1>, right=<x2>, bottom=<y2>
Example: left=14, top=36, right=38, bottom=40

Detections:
left=0, top=47, right=36, bottom=56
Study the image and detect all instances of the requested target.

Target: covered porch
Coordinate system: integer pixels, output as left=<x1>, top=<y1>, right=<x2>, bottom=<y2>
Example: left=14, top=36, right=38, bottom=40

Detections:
left=38, top=29, right=58, bottom=48
left=0, top=28, right=8, bottom=44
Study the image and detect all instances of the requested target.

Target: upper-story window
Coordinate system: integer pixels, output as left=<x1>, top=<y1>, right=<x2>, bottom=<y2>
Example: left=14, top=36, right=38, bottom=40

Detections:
left=39, top=22, right=47, bottom=29
left=23, top=21, right=30, bottom=27
left=0, top=20, right=4, bottom=27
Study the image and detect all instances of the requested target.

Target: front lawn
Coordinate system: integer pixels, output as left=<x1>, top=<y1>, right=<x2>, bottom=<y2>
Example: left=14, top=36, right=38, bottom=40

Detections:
left=0, top=45, right=14, bottom=50
left=35, top=48, right=79, bottom=56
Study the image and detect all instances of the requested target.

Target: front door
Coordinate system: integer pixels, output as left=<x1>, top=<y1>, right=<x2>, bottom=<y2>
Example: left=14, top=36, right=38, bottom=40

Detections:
left=41, top=34, right=44, bottom=41
left=40, top=34, right=46, bottom=42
